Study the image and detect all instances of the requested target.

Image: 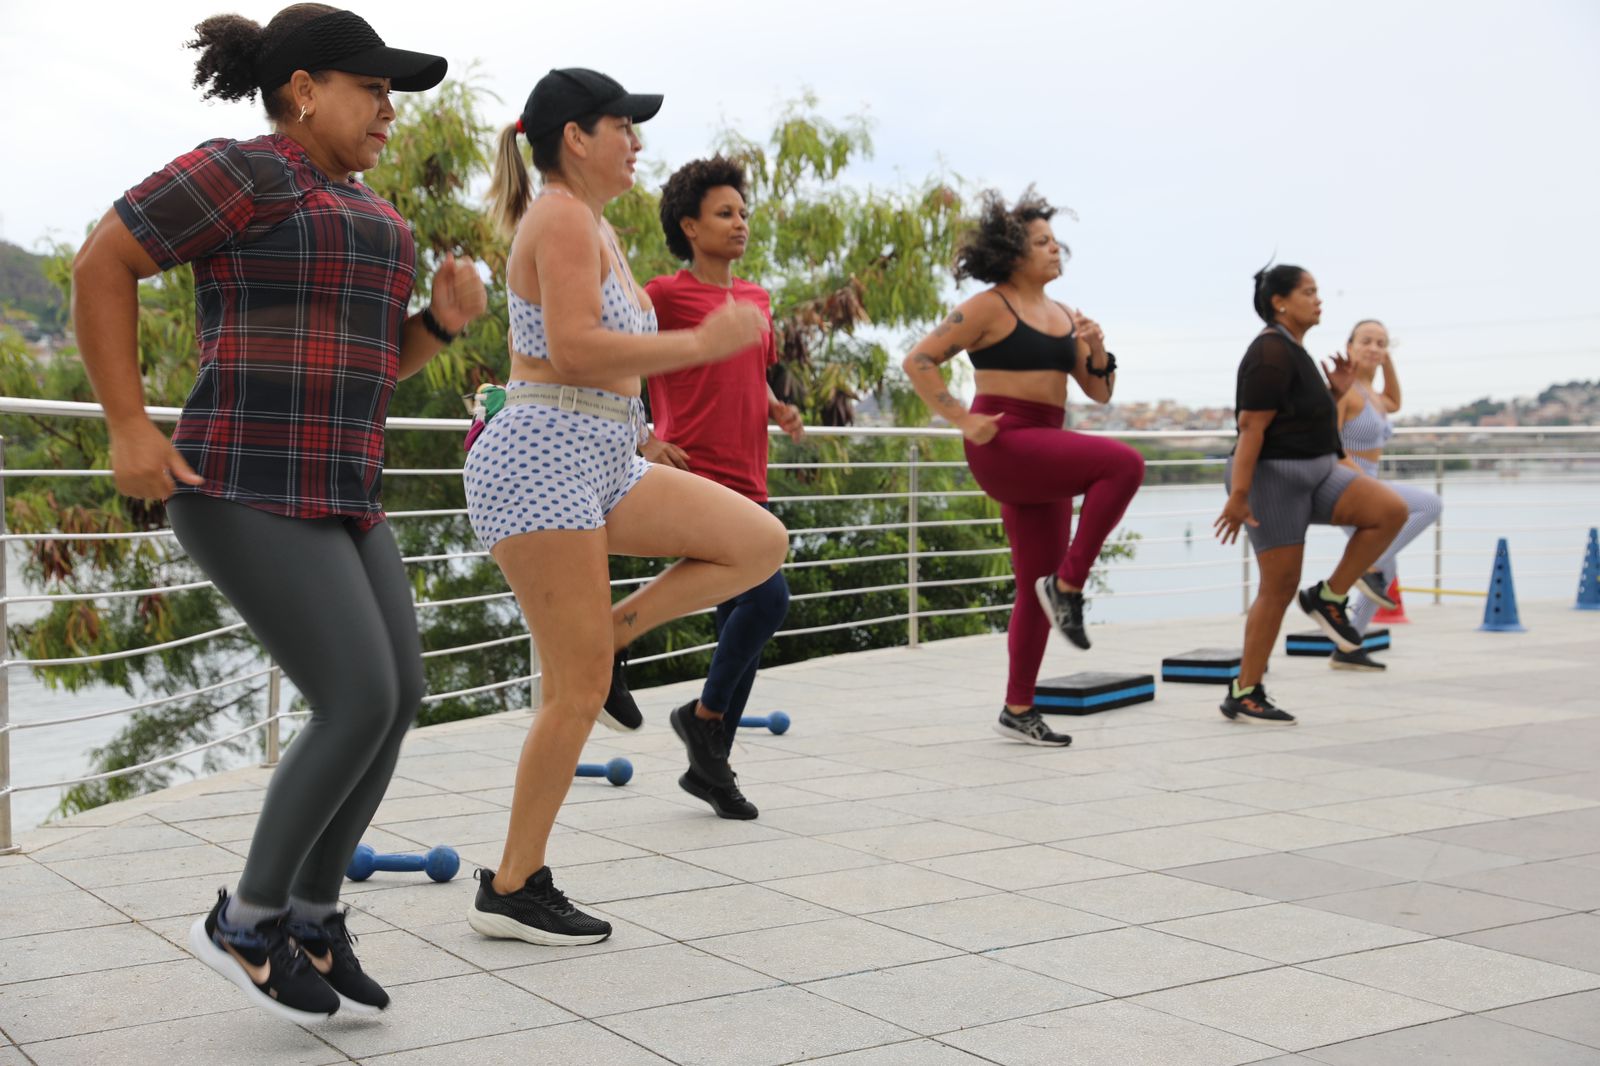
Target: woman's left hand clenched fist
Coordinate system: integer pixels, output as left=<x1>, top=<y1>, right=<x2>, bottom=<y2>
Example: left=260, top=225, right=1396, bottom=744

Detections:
left=431, top=253, right=488, bottom=334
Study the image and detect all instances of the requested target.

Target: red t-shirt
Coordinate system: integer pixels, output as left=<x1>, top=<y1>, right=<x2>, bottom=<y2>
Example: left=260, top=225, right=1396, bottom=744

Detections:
left=644, top=271, right=778, bottom=501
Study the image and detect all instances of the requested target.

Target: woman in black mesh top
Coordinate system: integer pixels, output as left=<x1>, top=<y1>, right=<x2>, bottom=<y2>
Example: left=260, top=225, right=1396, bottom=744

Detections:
left=1213, top=264, right=1406, bottom=724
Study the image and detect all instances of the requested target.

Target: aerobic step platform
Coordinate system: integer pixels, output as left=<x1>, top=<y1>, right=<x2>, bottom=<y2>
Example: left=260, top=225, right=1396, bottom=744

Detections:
left=1034, top=672, right=1155, bottom=715
left=1285, top=628, right=1391, bottom=656
left=1161, top=648, right=1243, bottom=684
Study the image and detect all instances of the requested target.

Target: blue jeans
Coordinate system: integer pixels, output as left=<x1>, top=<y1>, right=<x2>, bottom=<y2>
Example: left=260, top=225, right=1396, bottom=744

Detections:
left=702, top=566, right=789, bottom=735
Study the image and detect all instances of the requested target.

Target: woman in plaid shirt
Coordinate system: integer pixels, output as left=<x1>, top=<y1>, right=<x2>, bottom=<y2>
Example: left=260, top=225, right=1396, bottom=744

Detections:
left=71, top=5, right=484, bottom=1024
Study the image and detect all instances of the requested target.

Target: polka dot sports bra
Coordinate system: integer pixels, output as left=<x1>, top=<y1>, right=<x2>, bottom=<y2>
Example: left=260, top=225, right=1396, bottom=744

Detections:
left=508, top=187, right=656, bottom=360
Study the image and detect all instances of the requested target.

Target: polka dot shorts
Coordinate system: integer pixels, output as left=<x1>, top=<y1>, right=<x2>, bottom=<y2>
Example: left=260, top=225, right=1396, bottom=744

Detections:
left=463, top=383, right=652, bottom=548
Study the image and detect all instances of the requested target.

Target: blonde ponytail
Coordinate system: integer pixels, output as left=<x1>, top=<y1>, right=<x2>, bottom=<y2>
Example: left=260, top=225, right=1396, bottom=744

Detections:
left=486, top=123, right=533, bottom=236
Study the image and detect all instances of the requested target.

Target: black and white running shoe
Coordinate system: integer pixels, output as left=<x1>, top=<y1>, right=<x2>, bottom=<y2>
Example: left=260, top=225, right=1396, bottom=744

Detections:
left=188, top=890, right=340, bottom=1023
left=287, top=909, right=388, bottom=1015
left=1330, top=647, right=1386, bottom=672
left=599, top=649, right=643, bottom=732
left=1034, top=576, right=1090, bottom=650
left=1219, top=684, right=1297, bottom=724
left=466, top=867, right=612, bottom=946
left=679, top=770, right=759, bottom=820
left=1297, top=583, right=1362, bottom=653
left=670, top=700, right=735, bottom=786
left=994, top=708, right=1073, bottom=747
left=1354, top=571, right=1398, bottom=610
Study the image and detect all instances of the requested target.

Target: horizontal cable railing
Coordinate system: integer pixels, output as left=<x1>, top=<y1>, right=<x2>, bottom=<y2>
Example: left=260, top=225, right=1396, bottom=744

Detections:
left=1, top=394, right=1597, bottom=851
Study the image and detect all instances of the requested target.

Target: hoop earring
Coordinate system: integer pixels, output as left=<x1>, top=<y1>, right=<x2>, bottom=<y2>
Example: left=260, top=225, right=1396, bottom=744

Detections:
left=298, top=105, right=309, bottom=123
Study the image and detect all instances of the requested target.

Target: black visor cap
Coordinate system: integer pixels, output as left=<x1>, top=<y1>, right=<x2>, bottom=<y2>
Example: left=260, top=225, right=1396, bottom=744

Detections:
left=255, top=10, right=447, bottom=94
left=519, top=68, right=663, bottom=141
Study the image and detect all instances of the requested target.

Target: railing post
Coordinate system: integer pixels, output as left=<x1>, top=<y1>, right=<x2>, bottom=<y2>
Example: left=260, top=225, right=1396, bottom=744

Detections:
left=907, top=442, right=920, bottom=649
left=0, top=435, right=16, bottom=854
left=1240, top=536, right=1252, bottom=615
left=262, top=666, right=281, bottom=767
left=1433, top=453, right=1444, bottom=606
left=529, top=636, right=542, bottom=708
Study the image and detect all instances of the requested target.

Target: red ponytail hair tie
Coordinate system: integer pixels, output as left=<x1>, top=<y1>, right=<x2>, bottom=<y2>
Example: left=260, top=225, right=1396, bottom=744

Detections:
left=515, top=118, right=525, bottom=134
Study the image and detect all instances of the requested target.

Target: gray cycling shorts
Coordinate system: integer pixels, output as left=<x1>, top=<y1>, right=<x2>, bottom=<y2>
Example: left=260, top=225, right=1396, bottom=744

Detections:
left=1224, top=453, right=1360, bottom=553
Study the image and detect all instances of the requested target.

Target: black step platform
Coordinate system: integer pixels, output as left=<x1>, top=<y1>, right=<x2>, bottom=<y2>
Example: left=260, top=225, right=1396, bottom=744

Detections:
left=1286, top=628, right=1391, bottom=656
left=1034, top=672, right=1156, bottom=715
left=1161, top=648, right=1243, bottom=684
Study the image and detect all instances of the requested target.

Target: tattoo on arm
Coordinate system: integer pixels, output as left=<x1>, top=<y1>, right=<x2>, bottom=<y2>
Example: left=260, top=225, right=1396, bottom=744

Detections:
left=932, top=310, right=965, bottom=337
left=910, top=353, right=937, bottom=371
left=934, top=390, right=960, bottom=411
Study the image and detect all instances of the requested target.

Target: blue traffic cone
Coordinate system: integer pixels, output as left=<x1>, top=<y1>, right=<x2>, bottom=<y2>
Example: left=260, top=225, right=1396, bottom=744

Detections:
left=1480, top=537, right=1527, bottom=632
left=1578, top=528, right=1600, bottom=611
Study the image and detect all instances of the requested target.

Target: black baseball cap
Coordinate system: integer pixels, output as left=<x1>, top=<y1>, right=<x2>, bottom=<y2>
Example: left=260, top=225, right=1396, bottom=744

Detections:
left=254, top=10, right=448, bottom=94
left=518, top=68, right=663, bottom=141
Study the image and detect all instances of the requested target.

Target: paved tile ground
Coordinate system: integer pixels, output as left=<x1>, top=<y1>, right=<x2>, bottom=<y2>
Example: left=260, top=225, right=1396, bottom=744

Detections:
left=3, top=600, right=1598, bottom=1065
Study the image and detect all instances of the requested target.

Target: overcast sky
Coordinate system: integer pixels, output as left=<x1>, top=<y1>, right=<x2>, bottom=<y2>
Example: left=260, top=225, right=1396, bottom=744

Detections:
left=4, top=0, right=1597, bottom=413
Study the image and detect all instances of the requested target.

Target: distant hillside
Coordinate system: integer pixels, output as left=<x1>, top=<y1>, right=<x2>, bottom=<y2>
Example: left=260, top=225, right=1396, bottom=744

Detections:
left=1423, top=380, right=1600, bottom=428
left=0, top=240, right=65, bottom=334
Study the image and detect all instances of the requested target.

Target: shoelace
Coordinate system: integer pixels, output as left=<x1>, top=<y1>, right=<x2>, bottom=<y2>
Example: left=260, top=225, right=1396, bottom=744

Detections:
left=528, top=878, right=577, bottom=915
left=226, top=919, right=315, bottom=980
left=290, top=912, right=364, bottom=973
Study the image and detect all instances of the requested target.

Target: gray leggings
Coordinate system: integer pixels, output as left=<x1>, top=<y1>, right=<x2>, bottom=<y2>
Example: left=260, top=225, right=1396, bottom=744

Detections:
left=167, top=494, right=424, bottom=908
left=1345, top=478, right=1444, bottom=634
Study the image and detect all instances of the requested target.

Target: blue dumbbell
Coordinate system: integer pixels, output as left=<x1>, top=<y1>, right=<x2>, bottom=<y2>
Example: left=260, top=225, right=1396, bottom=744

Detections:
left=346, top=843, right=459, bottom=882
left=575, top=756, right=633, bottom=786
left=738, top=712, right=791, bottom=735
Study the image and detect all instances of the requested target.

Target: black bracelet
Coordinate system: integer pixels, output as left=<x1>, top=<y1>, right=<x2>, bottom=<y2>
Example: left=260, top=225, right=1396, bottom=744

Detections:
left=1087, top=350, right=1118, bottom=378
left=419, top=306, right=457, bottom=344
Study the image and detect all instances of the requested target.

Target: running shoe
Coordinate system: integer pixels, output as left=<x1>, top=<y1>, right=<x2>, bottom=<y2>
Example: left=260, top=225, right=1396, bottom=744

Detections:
left=993, top=708, right=1074, bottom=747
left=679, top=769, right=759, bottom=820
left=1219, top=684, right=1297, bottom=724
left=188, top=890, right=340, bottom=1023
left=466, top=867, right=612, bottom=945
left=1354, top=571, right=1399, bottom=610
left=1034, top=576, right=1090, bottom=650
left=287, top=909, right=388, bottom=1015
left=1330, top=647, right=1386, bottom=672
left=670, top=700, right=735, bottom=786
left=599, top=649, right=643, bottom=732
left=1297, top=582, right=1362, bottom=653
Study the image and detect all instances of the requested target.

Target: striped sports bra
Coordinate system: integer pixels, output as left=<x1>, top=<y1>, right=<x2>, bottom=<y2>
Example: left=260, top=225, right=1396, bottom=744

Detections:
left=1341, top=383, right=1395, bottom=453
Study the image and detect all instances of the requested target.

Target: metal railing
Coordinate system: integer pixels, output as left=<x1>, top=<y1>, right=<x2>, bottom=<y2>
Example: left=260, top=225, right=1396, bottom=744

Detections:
left=2, top=394, right=1598, bottom=851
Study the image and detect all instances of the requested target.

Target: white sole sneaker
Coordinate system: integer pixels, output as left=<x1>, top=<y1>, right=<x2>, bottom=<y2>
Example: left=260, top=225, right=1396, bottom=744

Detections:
left=187, top=917, right=338, bottom=1025
left=465, top=905, right=611, bottom=946
left=992, top=719, right=1073, bottom=747
left=1298, top=590, right=1362, bottom=653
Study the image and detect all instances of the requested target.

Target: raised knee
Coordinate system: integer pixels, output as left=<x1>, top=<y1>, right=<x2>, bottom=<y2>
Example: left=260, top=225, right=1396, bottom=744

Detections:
left=1121, top=445, right=1147, bottom=482
left=754, top=514, right=791, bottom=573
left=1383, top=497, right=1409, bottom=529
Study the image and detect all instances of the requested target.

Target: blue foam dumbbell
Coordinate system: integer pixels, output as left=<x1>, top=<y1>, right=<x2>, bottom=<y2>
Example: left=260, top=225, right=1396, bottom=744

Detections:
left=738, top=712, right=791, bottom=735
left=575, top=756, right=633, bottom=786
left=346, top=843, right=459, bottom=882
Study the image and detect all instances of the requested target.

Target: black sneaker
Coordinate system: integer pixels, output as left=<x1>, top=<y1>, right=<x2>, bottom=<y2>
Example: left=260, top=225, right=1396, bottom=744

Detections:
left=599, top=649, right=643, bottom=732
left=1297, top=583, right=1361, bottom=653
left=679, top=769, right=759, bottom=819
left=1330, top=647, right=1386, bottom=672
left=188, top=890, right=340, bottom=1023
left=1220, top=684, right=1297, bottom=724
left=993, top=708, right=1073, bottom=747
left=670, top=700, right=734, bottom=786
left=287, top=909, right=388, bottom=1015
left=466, top=867, right=612, bottom=946
left=1355, top=571, right=1398, bottom=610
left=1034, top=576, right=1090, bottom=650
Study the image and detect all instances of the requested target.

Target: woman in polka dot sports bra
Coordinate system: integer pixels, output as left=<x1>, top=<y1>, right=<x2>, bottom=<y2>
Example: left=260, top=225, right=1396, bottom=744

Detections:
left=463, top=68, right=790, bottom=947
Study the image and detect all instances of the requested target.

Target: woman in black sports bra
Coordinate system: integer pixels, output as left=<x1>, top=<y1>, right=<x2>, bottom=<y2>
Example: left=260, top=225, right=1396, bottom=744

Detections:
left=902, top=188, right=1145, bottom=747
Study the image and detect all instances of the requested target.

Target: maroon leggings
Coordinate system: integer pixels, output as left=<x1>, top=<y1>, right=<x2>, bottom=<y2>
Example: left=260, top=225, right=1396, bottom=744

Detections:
left=963, top=395, right=1146, bottom=706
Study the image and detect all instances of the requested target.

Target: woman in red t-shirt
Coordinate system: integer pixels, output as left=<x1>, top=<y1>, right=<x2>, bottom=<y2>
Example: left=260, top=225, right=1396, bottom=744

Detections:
left=641, top=157, right=803, bottom=819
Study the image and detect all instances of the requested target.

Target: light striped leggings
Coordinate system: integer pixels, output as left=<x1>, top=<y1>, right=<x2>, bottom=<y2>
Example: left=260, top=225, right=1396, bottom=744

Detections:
left=1345, top=464, right=1443, bottom=634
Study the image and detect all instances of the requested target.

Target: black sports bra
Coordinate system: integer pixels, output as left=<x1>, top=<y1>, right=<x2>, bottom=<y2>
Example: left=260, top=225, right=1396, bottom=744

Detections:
left=966, top=292, right=1077, bottom=374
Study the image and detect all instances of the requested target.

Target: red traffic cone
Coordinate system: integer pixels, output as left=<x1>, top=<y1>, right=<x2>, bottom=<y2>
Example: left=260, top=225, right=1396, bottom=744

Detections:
left=1373, top=578, right=1409, bottom=624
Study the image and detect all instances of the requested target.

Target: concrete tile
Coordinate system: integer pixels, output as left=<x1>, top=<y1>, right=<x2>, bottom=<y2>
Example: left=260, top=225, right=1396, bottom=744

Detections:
left=344, top=927, right=478, bottom=987
left=88, top=875, right=229, bottom=922
left=1457, top=913, right=1600, bottom=974
left=0, top=863, right=76, bottom=896
left=1029, top=871, right=1274, bottom=925
left=1167, top=853, right=1403, bottom=901
left=600, top=986, right=914, bottom=1066
left=348, top=881, right=479, bottom=929
left=945, top=804, right=1142, bottom=843
left=916, top=845, right=1139, bottom=891
left=1072, top=793, right=1263, bottom=830
left=1186, top=779, right=1369, bottom=812
left=1484, top=990, right=1600, bottom=1051
left=868, top=892, right=1120, bottom=952
left=0, top=922, right=185, bottom=986
left=1298, top=835, right=1527, bottom=881
left=754, top=801, right=922, bottom=837
left=691, top=917, right=957, bottom=983
left=1193, top=813, right=1388, bottom=852
left=989, top=926, right=1273, bottom=997
left=591, top=816, right=787, bottom=854
left=765, top=863, right=993, bottom=915
left=360, top=1020, right=675, bottom=1065
left=805, top=953, right=1102, bottom=1035
left=1154, top=902, right=1426, bottom=963
left=803, top=1041, right=997, bottom=1065
left=18, top=1008, right=346, bottom=1066
left=1303, top=1013, right=1600, bottom=1066
left=1306, top=938, right=1600, bottom=1011
left=1052, top=827, right=1270, bottom=870
left=40, top=844, right=244, bottom=889
left=1302, top=880, right=1568, bottom=937
left=315, top=972, right=573, bottom=1058
left=24, top=822, right=206, bottom=862
left=1441, top=860, right=1600, bottom=911
left=819, top=821, right=1022, bottom=861
left=0, top=886, right=130, bottom=939
left=410, top=911, right=668, bottom=969
left=0, top=1050, right=27, bottom=1066
left=546, top=854, right=736, bottom=904
left=1131, top=966, right=1457, bottom=1052
left=1425, top=785, right=1600, bottom=819
left=872, top=787, right=1045, bottom=820
left=0, top=958, right=230, bottom=1043
left=554, top=796, right=711, bottom=832
left=497, top=942, right=777, bottom=1017
left=676, top=838, right=884, bottom=882
left=1298, top=797, right=1495, bottom=834
left=600, top=882, right=841, bottom=941
left=941, top=999, right=1279, bottom=1066
left=1420, top=816, right=1600, bottom=862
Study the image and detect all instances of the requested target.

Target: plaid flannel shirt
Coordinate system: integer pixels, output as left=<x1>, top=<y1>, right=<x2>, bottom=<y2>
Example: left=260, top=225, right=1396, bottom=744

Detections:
left=115, top=132, right=416, bottom=528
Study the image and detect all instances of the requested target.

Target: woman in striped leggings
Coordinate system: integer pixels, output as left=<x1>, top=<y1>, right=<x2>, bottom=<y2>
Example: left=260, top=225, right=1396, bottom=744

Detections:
left=1333, top=320, right=1443, bottom=670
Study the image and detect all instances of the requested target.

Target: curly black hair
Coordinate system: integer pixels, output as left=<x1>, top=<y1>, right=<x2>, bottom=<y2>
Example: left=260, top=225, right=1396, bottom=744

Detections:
left=189, top=3, right=335, bottom=120
left=658, top=156, right=750, bottom=262
left=953, top=187, right=1069, bottom=285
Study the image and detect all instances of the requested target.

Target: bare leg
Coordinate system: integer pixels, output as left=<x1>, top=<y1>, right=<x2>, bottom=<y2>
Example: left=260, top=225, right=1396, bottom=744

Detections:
left=1239, top=544, right=1303, bottom=689
left=1326, top=478, right=1407, bottom=594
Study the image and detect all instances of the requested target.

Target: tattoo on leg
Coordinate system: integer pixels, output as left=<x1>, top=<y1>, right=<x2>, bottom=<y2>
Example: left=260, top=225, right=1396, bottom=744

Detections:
left=622, top=611, right=637, bottom=628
